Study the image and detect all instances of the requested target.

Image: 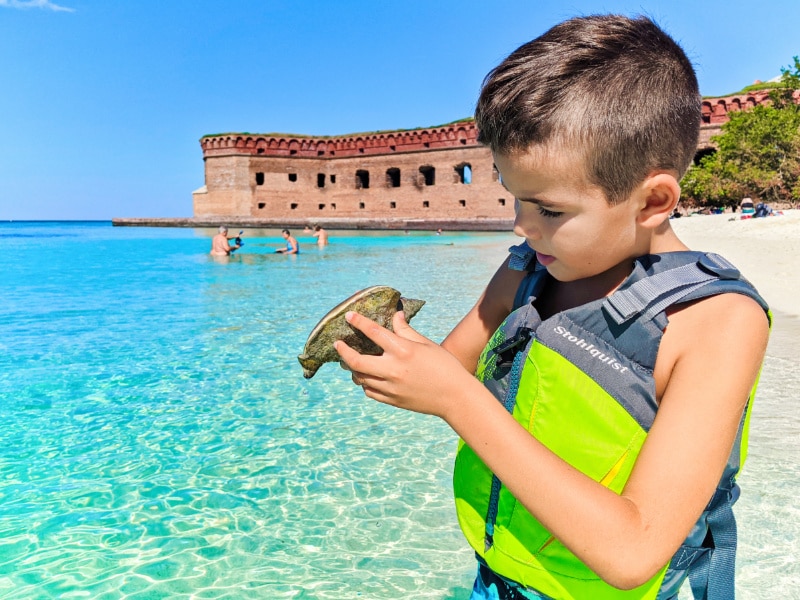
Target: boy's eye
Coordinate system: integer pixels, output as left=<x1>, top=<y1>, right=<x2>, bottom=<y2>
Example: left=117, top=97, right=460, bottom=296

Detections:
left=538, top=206, right=563, bottom=218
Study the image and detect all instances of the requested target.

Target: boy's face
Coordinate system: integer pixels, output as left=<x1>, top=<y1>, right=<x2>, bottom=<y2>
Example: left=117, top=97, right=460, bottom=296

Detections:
left=495, top=147, right=643, bottom=283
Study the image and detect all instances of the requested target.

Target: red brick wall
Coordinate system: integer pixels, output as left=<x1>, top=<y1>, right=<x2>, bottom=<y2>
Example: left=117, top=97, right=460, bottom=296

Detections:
left=194, top=122, right=514, bottom=220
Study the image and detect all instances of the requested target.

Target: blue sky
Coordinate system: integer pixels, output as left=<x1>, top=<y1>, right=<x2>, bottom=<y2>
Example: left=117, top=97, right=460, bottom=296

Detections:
left=2, top=0, right=799, bottom=220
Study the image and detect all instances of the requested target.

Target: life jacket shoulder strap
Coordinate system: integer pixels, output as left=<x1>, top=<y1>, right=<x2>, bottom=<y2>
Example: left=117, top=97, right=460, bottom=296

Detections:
left=507, top=243, right=549, bottom=311
left=507, top=242, right=536, bottom=272
left=602, top=253, right=768, bottom=326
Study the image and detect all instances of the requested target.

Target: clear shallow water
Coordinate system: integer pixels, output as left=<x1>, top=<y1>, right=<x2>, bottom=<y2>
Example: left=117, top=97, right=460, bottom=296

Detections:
left=0, top=222, right=796, bottom=599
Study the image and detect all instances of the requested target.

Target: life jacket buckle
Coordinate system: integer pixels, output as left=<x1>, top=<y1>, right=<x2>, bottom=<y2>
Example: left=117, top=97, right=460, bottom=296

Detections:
left=698, top=253, right=740, bottom=281
left=494, top=327, right=533, bottom=367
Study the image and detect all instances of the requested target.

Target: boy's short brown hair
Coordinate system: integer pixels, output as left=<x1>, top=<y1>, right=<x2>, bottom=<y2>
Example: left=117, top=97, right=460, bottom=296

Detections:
left=475, top=15, right=701, bottom=204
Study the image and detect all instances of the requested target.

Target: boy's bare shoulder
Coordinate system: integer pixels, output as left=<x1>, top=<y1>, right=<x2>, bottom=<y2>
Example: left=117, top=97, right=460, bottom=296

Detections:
left=656, top=292, right=769, bottom=399
left=667, top=291, right=768, bottom=336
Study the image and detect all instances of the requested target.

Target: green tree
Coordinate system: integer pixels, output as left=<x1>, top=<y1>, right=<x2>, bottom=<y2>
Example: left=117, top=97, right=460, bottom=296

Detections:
left=681, top=57, right=800, bottom=206
left=770, top=56, right=800, bottom=109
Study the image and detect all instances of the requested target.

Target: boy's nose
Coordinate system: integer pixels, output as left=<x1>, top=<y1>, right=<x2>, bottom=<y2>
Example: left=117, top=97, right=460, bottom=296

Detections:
left=513, top=205, right=541, bottom=241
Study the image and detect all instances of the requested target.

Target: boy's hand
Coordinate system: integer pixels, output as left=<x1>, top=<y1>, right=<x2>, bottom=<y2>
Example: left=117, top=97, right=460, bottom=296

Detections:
left=334, top=310, right=471, bottom=419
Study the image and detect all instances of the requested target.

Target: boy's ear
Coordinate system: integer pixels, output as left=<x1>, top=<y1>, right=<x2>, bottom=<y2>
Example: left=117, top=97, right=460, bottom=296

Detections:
left=636, top=172, right=680, bottom=229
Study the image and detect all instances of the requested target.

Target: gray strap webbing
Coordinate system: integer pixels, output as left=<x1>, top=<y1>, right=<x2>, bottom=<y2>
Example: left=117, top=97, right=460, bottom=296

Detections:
left=688, top=501, right=738, bottom=600
left=509, top=243, right=546, bottom=310
left=603, top=254, right=741, bottom=325
left=508, top=242, right=535, bottom=272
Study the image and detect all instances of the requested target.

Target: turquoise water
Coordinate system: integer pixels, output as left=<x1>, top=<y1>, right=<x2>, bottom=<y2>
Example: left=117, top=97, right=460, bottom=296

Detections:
left=0, top=222, right=796, bottom=599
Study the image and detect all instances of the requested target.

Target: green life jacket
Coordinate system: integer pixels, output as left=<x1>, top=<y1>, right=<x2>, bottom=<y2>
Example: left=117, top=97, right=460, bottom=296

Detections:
left=453, top=245, right=770, bottom=600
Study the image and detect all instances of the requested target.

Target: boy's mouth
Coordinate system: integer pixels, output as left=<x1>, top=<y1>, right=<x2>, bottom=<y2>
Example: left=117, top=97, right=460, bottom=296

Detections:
left=536, top=252, right=556, bottom=266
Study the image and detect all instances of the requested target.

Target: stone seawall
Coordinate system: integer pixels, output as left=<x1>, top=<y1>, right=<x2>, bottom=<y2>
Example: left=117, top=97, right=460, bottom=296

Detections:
left=112, top=217, right=515, bottom=231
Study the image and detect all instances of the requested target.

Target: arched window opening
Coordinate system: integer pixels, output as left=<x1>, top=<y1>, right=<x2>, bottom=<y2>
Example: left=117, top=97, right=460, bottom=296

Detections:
left=255, top=172, right=265, bottom=185
left=455, top=163, right=472, bottom=184
left=419, top=166, right=435, bottom=186
left=701, top=103, right=712, bottom=124
left=386, top=168, right=401, bottom=188
left=288, top=173, right=298, bottom=182
left=356, top=170, right=370, bottom=189
left=317, top=173, right=326, bottom=188
left=693, top=148, right=715, bottom=166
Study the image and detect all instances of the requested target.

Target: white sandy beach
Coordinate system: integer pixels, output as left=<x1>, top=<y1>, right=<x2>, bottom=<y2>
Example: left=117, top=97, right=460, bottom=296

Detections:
left=670, top=209, right=800, bottom=318
left=670, top=209, right=800, bottom=360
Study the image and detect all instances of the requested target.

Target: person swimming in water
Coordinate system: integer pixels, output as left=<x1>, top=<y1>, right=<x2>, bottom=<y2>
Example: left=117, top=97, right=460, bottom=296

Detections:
left=275, top=229, right=299, bottom=254
left=210, top=225, right=241, bottom=256
left=313, top=225, right=329, bottom=247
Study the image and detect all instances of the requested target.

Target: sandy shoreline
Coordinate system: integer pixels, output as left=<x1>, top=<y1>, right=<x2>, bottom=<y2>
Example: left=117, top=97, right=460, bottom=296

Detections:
left=670, top=209, right=800, bottom=360
left=670, top=209, right=800, bottom=317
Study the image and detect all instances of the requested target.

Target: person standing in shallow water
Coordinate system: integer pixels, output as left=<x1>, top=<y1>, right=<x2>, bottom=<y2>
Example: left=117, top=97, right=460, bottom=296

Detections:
left=335, top=14, right=770, bottom=600
left=313, top=225, right=329, bottom=247
left=210, top=225, right=240, bottom=256
left=275, top=229, right=299, bottom=254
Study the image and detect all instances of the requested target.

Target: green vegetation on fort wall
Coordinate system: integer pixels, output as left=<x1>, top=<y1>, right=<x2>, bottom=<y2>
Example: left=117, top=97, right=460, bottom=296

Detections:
left=200, top=117, right=475, bottom=141
left=682, top=57, right=800, bottom=207
left=703, top=81, right=779, bottom=98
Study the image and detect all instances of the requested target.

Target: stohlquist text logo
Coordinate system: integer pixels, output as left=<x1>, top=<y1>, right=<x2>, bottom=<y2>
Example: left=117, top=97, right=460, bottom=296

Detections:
left=553, top=325, right=629, bottom=373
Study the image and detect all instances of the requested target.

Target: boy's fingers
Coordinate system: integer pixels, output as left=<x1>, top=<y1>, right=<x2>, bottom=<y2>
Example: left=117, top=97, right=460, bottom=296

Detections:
left=334, top=338, right=360, bottom=366
left=391, top=311, right=427, bottom=343
left=335, top=339, right=378, bottom=374
left=344, top=311, right=401, bottom=351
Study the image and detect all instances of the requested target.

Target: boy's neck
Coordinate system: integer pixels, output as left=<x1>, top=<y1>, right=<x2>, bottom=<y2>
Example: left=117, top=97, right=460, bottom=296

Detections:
left=540, top=264, right=632, bottom=319
left=648, top=220, right=688, bottom=255
left=539, top=223, right=688, bottom=318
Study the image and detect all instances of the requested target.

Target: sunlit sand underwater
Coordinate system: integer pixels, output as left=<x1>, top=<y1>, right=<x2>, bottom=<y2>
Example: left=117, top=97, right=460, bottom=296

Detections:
left=0, top=222, right=796, bottom=599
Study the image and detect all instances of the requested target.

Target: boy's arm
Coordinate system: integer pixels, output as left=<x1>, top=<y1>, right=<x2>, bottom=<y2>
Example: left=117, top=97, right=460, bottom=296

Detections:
left=337, top=292, right=768, bottom=589
left=441, top=256, right=525, bottom=372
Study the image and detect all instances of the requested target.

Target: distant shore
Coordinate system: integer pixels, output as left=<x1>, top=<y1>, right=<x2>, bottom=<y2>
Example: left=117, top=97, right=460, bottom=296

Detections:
left=111, top=216, right=514, bottom=232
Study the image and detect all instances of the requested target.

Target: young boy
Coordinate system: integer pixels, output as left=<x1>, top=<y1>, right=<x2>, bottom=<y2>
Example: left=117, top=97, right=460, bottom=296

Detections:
left=335, top=14, right=770, bottom=600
